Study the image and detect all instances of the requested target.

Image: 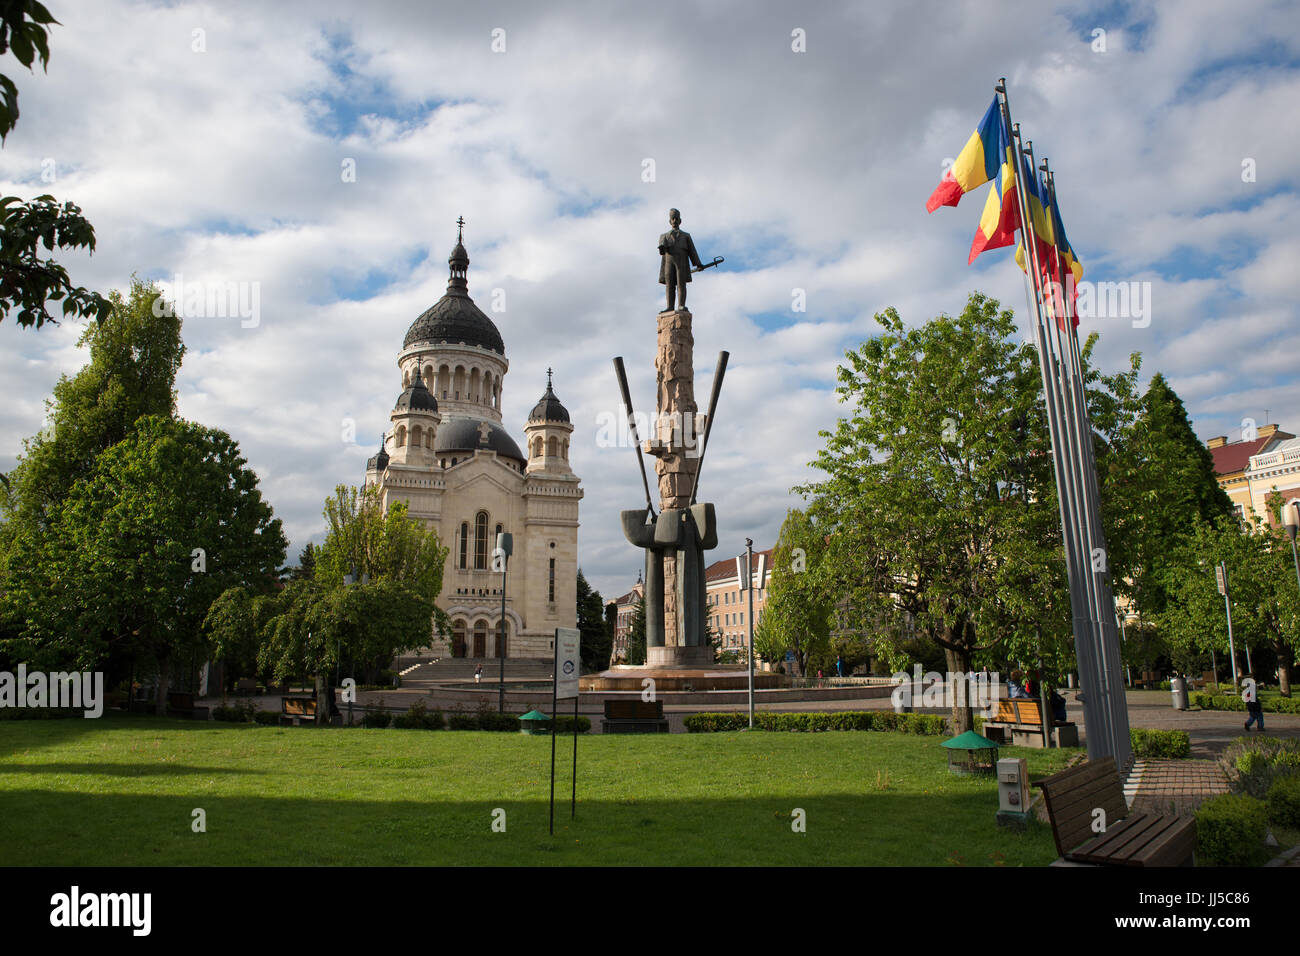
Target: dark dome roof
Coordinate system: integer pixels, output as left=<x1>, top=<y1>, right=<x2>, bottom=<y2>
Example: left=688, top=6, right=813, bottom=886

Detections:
left=435, top=418, right=525, bottom=463
left=366, top=441, right=390, bottom=471
left=403, top=225, right=504, bottom=354
left=395, top=370, right=438, bottom=412
left=528, top=369, right=570, bottom=423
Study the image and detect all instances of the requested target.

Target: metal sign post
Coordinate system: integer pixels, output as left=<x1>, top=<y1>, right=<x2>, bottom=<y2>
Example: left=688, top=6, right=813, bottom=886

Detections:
left=550, top=627, right=580, bottom=835
left=1217, top=562, right=1239, bottom=692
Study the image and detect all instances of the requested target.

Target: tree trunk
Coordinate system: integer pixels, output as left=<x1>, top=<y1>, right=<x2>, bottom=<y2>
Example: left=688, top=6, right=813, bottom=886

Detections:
left=316, top=674, right=330, bottom=727
left=944, top=644, right=973, bottom=734
left=155, top=651, right=171, bottom=717
left=1278, top=646, right=1293, bottom=698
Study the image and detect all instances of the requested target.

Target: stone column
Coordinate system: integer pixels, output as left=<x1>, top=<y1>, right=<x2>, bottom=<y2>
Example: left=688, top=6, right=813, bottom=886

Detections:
left=646, top=309, right=709, bottom=666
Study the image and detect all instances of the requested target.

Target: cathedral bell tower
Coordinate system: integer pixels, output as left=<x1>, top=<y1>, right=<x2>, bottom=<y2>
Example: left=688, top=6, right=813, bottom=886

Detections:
left=387, top=366, right=440, bottom=466
left=524, top=368, right=574, bottom=475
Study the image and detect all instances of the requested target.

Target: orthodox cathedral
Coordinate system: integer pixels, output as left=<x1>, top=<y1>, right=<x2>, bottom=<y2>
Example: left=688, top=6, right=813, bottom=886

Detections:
left=363, top=222, right=582, bottom=659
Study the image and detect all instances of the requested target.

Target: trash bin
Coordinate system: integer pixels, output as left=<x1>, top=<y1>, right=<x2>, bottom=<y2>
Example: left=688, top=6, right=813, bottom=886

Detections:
left=1170, top=676, right=1188, bottom=711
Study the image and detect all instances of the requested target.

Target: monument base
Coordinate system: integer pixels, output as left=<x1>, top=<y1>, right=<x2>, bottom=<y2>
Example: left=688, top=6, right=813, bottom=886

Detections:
left=647, top=645, right=714, bottom=668
left=581, top=665, right=786, bottom=692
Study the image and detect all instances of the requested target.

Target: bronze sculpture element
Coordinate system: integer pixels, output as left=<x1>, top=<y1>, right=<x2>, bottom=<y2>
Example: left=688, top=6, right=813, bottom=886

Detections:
left=658, top=208, right=704, bottom=312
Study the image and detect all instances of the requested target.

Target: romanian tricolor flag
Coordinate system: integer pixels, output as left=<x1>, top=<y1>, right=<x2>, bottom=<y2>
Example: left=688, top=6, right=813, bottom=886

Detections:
left=967, top=120, right=1019, bottom=263
left=926, top=97, right=1005, bottom=212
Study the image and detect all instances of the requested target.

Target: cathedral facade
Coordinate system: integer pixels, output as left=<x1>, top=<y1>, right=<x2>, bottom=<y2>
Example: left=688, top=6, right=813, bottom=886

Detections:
left=364, top=225, right=582, bottom=659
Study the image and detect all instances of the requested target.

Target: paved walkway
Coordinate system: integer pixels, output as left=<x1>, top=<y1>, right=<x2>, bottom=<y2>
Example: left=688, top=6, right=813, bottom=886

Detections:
left=1126, top=759, right=1229, bottom=816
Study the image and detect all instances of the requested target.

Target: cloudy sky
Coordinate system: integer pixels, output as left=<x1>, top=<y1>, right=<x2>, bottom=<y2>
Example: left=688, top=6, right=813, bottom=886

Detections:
left=2, top=0, right=1297, bottom=601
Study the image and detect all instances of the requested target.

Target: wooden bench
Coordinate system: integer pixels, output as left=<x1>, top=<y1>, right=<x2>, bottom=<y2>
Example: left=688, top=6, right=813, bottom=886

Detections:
left=982, top=698, right=1078, bottom=748
left=1039, top=757, right=1196, bottom=867
left=279, top=696, right=318, bottom=726
left=235, top=678, right=259, bottom=696
left=601, top=699, right=668, bottom=734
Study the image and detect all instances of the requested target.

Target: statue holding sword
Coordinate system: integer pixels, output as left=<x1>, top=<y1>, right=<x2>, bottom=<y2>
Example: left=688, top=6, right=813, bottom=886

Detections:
left=657, top=208, right=723, bottom=312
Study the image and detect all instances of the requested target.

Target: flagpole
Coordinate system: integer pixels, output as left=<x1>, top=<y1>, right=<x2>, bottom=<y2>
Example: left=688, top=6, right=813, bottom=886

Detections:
left=997, top=80, right=1111, bottom=761
left=1041, top=161, right=1132, bottom=765
left=1024, top=136, right=1114, bottom=758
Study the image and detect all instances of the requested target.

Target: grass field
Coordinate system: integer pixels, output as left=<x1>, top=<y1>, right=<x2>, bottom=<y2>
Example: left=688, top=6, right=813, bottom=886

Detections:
left=0, top=713, right=1079, bottom=866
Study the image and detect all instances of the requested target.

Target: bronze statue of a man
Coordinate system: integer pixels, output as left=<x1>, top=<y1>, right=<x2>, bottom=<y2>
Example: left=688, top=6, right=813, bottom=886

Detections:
left=658, top=208, right=703, bottom=312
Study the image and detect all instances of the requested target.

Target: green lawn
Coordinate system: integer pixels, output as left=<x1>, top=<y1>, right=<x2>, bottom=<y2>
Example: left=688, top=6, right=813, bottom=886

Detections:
left=0, top=714, right=1079, bottom=866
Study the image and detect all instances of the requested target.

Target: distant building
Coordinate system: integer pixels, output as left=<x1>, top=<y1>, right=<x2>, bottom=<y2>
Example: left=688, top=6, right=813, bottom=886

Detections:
left=1207, top=424, right=1295, bottom=523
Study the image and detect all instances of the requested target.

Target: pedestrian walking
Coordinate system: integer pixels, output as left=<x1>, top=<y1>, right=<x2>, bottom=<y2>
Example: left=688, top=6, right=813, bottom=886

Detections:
left=1244, top=678, right=1264, bottom=732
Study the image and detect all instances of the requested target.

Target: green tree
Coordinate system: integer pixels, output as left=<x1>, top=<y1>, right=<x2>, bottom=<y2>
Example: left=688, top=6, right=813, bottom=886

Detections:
left=625, top=595, right=646, bottom=666
left=2, top=415, right=286, bottom=712
left=800, top=294, right=1064, bottom=732
left=255, top=485, right=449, bottom=717
left=757, top=509, right=834, bottom=678
left=1162, top=504, right=1299, bottom=696
left=1, top=277, right=182, bottom=529
left=576, top=569, right=611, bottom=673
left=1099, top=369, right=1234, bottom=627
left=0, top=3, right=110, bottom=328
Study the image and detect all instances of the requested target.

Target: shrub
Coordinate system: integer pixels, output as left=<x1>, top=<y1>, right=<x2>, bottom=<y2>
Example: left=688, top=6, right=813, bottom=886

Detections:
left=212, top=699, right=258, bottom=723
left=447, top=713, right=479, bottom=731
left=1193, top=693, right=1300, bottom=714
left=253, top=710, right=279, bottom=725
left=552, top=715, right=591, bottom=734
left=1195, top=794, right=1269, bottom=866
left=362, top=697, right=392, bottom=728
left=477, top=712, right=520, bottom=732
left=1220, top=736, right=1300, bottom=798
left=393, top=700, right=444, bottom=730
left=683, top=710, right=946, bottom=735
left=1267, top=775, right=1300, bottom=829
left=1130, top=728, right=1191, bottom=759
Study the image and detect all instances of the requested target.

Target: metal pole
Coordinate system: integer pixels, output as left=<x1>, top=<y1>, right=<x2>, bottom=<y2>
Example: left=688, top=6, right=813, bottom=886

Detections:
left=549, top=643, right=557, bottom=836
left=746, top=537, right=755, bottom=729
left=998, top=83, right=1108, bottom=758
left=1220, top=561, right=1239, bottom=693
left=499, top=557, right=507, bottom=714
left=577, top=691, right=582, bottom=816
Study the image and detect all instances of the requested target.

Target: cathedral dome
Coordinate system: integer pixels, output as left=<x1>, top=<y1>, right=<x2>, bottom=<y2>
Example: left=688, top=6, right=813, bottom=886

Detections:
left=403, top=221, right=504, bottom=354
left=435, top=418, right=526, bottom=464
left=366, top=440, right=390, bottom=471
left=528, top=369, right=570, bottom=423
left=395, top=367, right=438, bottom=412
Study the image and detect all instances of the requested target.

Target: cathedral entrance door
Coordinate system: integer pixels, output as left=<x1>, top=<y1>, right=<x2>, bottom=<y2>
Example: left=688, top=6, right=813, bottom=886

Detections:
left=473, top=628, right=486, bottom=658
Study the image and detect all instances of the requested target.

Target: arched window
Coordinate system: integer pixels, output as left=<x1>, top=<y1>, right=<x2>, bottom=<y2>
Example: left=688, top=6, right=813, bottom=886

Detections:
left=532, top=437, right=543, bottom=457
left=495, top=523, right=504, bottom=552
left=470, top=367, right=481, bottom=404
left=452, top=619, right=467, bottom=658
left=483, top=371, right=493, bottom=407
left=438, top=365, right=450, bottom=399
left=424, top=365, right=434, bottom=389
left=548, top=557, right=556, bottom=603
left=547, top=436, right=558, bottom=457
left=425, top=430, right=432, bottom=449
left=472, top=621, right=487, bottom=658
left=396, top=425, right=407, bottom=447
left=411, top=425, right=422, bottom=449
left=561, top=439, right=569, bottom=460
left=459, top=522, right=469, bottom=569
left=474, top=511, right=489, bottom=569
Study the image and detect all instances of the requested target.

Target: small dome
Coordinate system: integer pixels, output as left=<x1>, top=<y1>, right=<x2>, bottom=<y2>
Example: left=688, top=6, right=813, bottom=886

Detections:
left=366, top=439, right=390, bottom=471
left=435, top=418, right=526, bottom=464
left=528, top=368, right=570, bottom=424
left=395, top=367, right=438, bottom=413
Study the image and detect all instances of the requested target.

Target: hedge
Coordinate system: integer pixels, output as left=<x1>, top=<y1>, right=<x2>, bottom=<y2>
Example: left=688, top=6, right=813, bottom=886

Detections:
left=1195, top=794, right=1270, bottom=866
left=684, top=710, right=947, bottom=735
left=1267, top=775, right=1300, bottom=829
left=1129, top=728, right=1191, bottom=759
left=1220, top=735, right=1300, bottom=799
left=1192, top=693, right=1300, bottom=714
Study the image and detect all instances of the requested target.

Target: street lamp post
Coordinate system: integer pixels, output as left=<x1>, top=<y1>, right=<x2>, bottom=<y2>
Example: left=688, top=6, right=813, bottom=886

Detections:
left=496, top=533, right=513, bottom=714
left=1216, top=561, right=1239, bottom=693
left=745, top=538, right=755, bottom=730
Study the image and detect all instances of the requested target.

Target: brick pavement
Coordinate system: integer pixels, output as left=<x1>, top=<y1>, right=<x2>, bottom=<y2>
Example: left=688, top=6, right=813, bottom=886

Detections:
left=1126, top=758, right=1229, bottom=816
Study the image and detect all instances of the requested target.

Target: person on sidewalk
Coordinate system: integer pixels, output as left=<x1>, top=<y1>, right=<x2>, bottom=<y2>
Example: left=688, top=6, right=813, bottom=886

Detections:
left=1243, top=678, right=1265, bottom=732
left=474, top=664, right=483, bottom=684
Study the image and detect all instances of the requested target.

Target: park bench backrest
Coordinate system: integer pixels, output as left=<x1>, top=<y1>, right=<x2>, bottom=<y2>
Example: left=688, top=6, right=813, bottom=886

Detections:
left=1011, top=700, right=1042, bottom=725
left=282, top=698, right=317, bottom=717
left=1038, top=757, right=1128, bottom=857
